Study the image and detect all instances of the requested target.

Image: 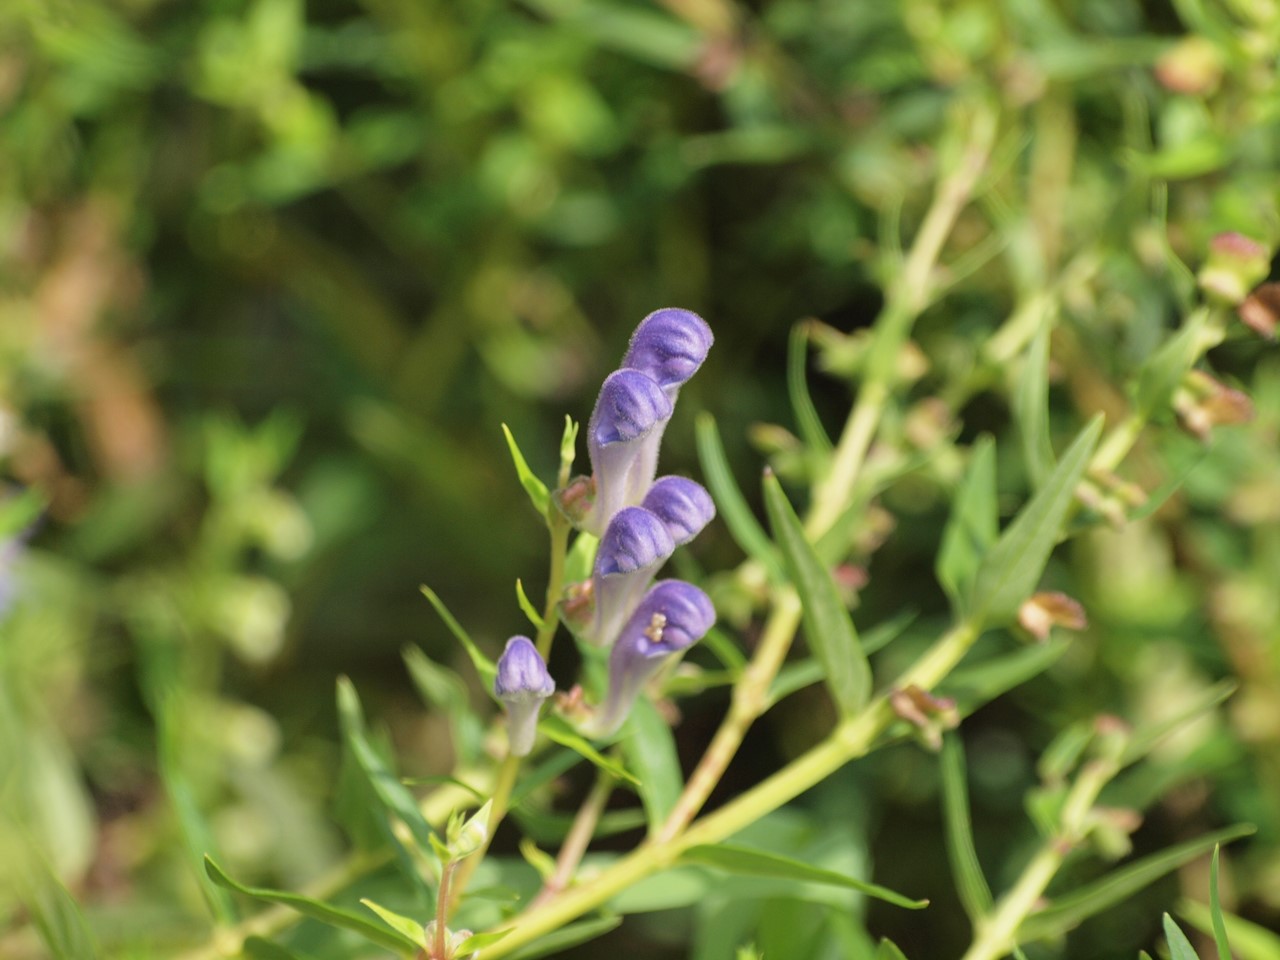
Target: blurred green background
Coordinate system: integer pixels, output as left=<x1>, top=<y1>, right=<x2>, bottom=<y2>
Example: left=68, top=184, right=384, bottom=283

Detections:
left=2, top=0, right=1280, bottom=957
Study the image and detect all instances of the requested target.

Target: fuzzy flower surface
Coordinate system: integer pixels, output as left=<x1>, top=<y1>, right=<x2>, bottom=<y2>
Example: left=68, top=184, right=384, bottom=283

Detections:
left=494, top=636, right=556, bottom=756
left=589, top=579, right=715, bottom=736
left=622, top=309, right=714, bottom=397
left=584, top=369, right=673, bottom=535
left=641, top=476, right=715, bottom=547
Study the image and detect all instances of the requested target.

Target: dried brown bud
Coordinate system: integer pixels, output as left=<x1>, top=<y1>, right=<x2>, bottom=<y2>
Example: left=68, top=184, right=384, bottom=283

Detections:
left=1239, top=282, right=1280, bottom=338
left=1018, top=592, right=1088, bottom=642
left=1174, top=370, right=1254, bottom=441
left=890, top=685, right=959, bottom=751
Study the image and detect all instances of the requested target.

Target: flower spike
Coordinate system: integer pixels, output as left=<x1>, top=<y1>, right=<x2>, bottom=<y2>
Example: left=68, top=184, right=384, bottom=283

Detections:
left=587, top=580, right=715, bottom=737
left=584, top=369, right=673, bottom=535
left=622, top=308, right=714, bottom=397
left=641, top=476, right=716, bottom=547
left=494, top=636, right=556, bottom=756
left=588, top=506, right=675, bottom=646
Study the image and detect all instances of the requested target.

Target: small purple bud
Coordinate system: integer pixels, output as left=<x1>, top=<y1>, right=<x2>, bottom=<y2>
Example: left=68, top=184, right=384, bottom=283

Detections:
left=494, top=636, right=555, bottom=756
left=588, top=506, right=675, bottom=646
left=584, top=369, right=673, bottom=534
left=641, top=476, right=715, bottom=546
left=588, top=580, right=715, bottom=737
left=622, top=309, right=714, bottom=396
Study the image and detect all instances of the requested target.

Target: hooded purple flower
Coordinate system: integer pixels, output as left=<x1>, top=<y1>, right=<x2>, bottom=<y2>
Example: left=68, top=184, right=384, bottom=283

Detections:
left=494, top=636, right=556, bottom=756
left=587, top=506, right=675, bottom=647
left=583, top=369, right=673, bottom=535
left=587, top=580, right=715, bottom=737
left=641, top=476, right=715, bottom=547
left=622, top=309, right=714, bottom=398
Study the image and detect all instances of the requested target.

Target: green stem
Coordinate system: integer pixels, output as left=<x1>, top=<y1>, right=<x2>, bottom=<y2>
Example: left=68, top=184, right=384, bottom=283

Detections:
left=450, top=754, right=520, bottom=913
left=959, top=754, right=1121, bottom=960
left=477, top=620, right=982, bottom=959
left=531, top=769, right=616, bottom=907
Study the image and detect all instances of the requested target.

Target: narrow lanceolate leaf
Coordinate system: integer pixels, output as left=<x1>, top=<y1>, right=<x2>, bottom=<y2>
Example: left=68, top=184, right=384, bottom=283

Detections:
left=515, top=579, right=545, bottom=631
left=360, top=899, right=427, bottom=948
left=695, top=413, right=785, bottom=583
left=1210, top=846, right=1232, bottom=960
left=1014, top=322, right=1055, bottom=488
left=788, top=323, right=833, bottom=454
left=681, top=844, right=927, bottom=910
left=205, top=857, right=417, bottom=955
left=1181, top=899, right=1280, bottom=960
left=1134, top=311, right=1208, bottom=417
left=939, top=639, right=1070, bottom=717
left=501, top=423, right=551, bottom=519
left=1164, top=914, right=1200, bottom=960
left=539, top=716, right=638, bottom=785
left=621, top=697, right=683, bottom=834
left=17, top=850, right=99, bottom=960
left=420, top=585, right=497, bottom=688
left=336, top=678, right=437, bottom=895
left=763, top=472, right=870, bottom=714
left=936, top=436, right=997, bottom=616
left=876, top=940, right=911, bottom=960
left=1018, top=824, right=1255, bottom=943
left=939, top=735, right=993, bottom=922
left=968, top=416, right=1102, bottom=626
left=1121, top=679, right=1235, bottom=766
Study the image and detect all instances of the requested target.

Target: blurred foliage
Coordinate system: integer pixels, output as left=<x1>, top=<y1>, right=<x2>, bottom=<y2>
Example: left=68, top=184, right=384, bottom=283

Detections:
left=1, top=0, right=1279, bottom=957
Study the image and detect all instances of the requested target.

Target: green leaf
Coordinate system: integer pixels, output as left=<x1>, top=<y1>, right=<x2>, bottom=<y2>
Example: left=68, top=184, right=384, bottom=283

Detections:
left=788, top=323, right=833, bottom=454
left=457, top=929, right=514, bottom=954
left=360, top=899, right=427, bottom=948
left=501, top=423, right=550, bottom=519
left=877, top=940, right=911, bottom=960
left=936, top=436, right=998, bottom=615
left=763, top=472, right=871, bottom=714
left=0, top=486, right=45, bottom=538
left=539, top=716, right=638, bottom=785
left=1015, top=323, right=1055, bottom=488
left=1121, top=680, right=1235, bottom=766
left=205, top=857, right=417, bottom=955
left=1210, top=846, right=1231, bottom=960
left=504, top=915, right=624, bottom=960
left=563, top=530, right=599, bottom=584
left=939, top=735, right=993, bottom=922
left=620, top=697, right=683, bottom=834
left=1019, top=824, right=1255, bottom=942
left=420, top=585, right=497, bottom=688
left=1164, top=914, right=1200, bottom=960
left=939, top=639, right=1070, bottom=716
left=1134, top=311, right=1208, bottom=418
left=695, top=413, right=784, bottom=582
left=15, top=849, right=98, bottom=960
left=681, top=844, right=927, bottom=910
left=1181, top=900, right=1280, bottom=960
left=241, top=936, right=314, bottom=960
left=968, top=416, right=1102, bottom=626
left=516, top=579, right=545, bottom=632
left=336, top=678, right=437, bottom=894
left=766, top=659, right=826, bottom=707
left=403, top=646, right=486, bottom=766
left=559, top=415, right=579, bottom=479
left=861, top=609, right=919, bottom=655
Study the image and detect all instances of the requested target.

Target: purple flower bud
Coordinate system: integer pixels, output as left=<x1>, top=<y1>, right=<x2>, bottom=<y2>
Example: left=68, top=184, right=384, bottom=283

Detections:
left=494, top=636, right=555, bottom=756
left=584, top=369, right=673, bottom=535
left=622, top=309, right=714, bottom=396
left=588, top=580, right=715, bottom=737
left=641, top=476, right=715, bottom=547
left=588, top=506, right=675, bottom=646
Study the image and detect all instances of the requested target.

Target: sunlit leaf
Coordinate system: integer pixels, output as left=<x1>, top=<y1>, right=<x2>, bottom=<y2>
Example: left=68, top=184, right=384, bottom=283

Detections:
left=620, top=697, right=682, bottom=834
left=936, top=435, right=997, bottom=615
left=696, top=413, right=784, bottom=582
left=501, top=423, right=550, bottom=519
left=939, top=735, right=993, bottom=922
left=420, top=585, right=497, bottom=688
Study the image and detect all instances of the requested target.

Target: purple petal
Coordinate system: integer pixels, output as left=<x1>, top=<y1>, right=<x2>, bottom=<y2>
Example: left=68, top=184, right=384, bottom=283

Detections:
left=641, top=476, right=715, bottom=546
left=622, top=309, right=713, bottom=394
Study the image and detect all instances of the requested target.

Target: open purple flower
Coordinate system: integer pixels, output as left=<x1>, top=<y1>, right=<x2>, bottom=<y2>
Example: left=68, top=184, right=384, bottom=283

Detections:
left=641, top=476, right=715, bottom=547
left=584, top=369, right=672, bottom=535
left=494, top=636, right=556, bottom=756
left=587, top=579, right=715, bottom=737
left=622, top=309, right=714, bottom=398
left=587, top=506, right=675, bottom=646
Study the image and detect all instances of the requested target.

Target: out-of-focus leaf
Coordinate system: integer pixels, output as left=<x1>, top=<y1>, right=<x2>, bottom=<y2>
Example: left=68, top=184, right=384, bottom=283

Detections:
left=502, top=915, right=623, bottom=960
left=14, top=847, right=98, bottom=960
left=540, top=716, right=638, bottom=785
left=968, top=417, right=1102, bottom=625
left=1182, top=900, right=1280, bottom=960
left=1121, top=679, right=1234, bottom=766
left=205, top=857, right=416, bottom=955
left=1134, top=311, right=1208, bottom=418
left=620, top=697, right=682, bottom=834
left=1015, top=324, right=1055, bottom=487
left=563, top=531, right=599, bottom=584
left=877, top=940, right=911, bottom=960
left=242, top=936, right=314, bottom=960
left=457, top=929, right=514, bottom=954
left=788, top=323, right=833, bottom=454
left=1210, top=846, right=1231, bottom=960
left=420, top=586, right=497, bottom=688
left=696, top=414, right=784, bottom=582
left=1018, top=825, right=1255, bottom=942
left=403, top=646, right=486, bottom=766
left=681, top=844, right=927, bottom=909
left=764, top=472, right=870, bottom=714
left=939, top=735, right=993, bottom=922
left=939, top=638, right=1069, bottom=715
left=518, top=0, right=698, bottom=70
left=936, top=436, right=997, bottom=615
left=360, top=899, right=427, bottom=948
left=766, top=659, right=826, bottom=707
left=336, top=678, right=436, bottom=896
left=501, top=423, right=550, bottom=519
